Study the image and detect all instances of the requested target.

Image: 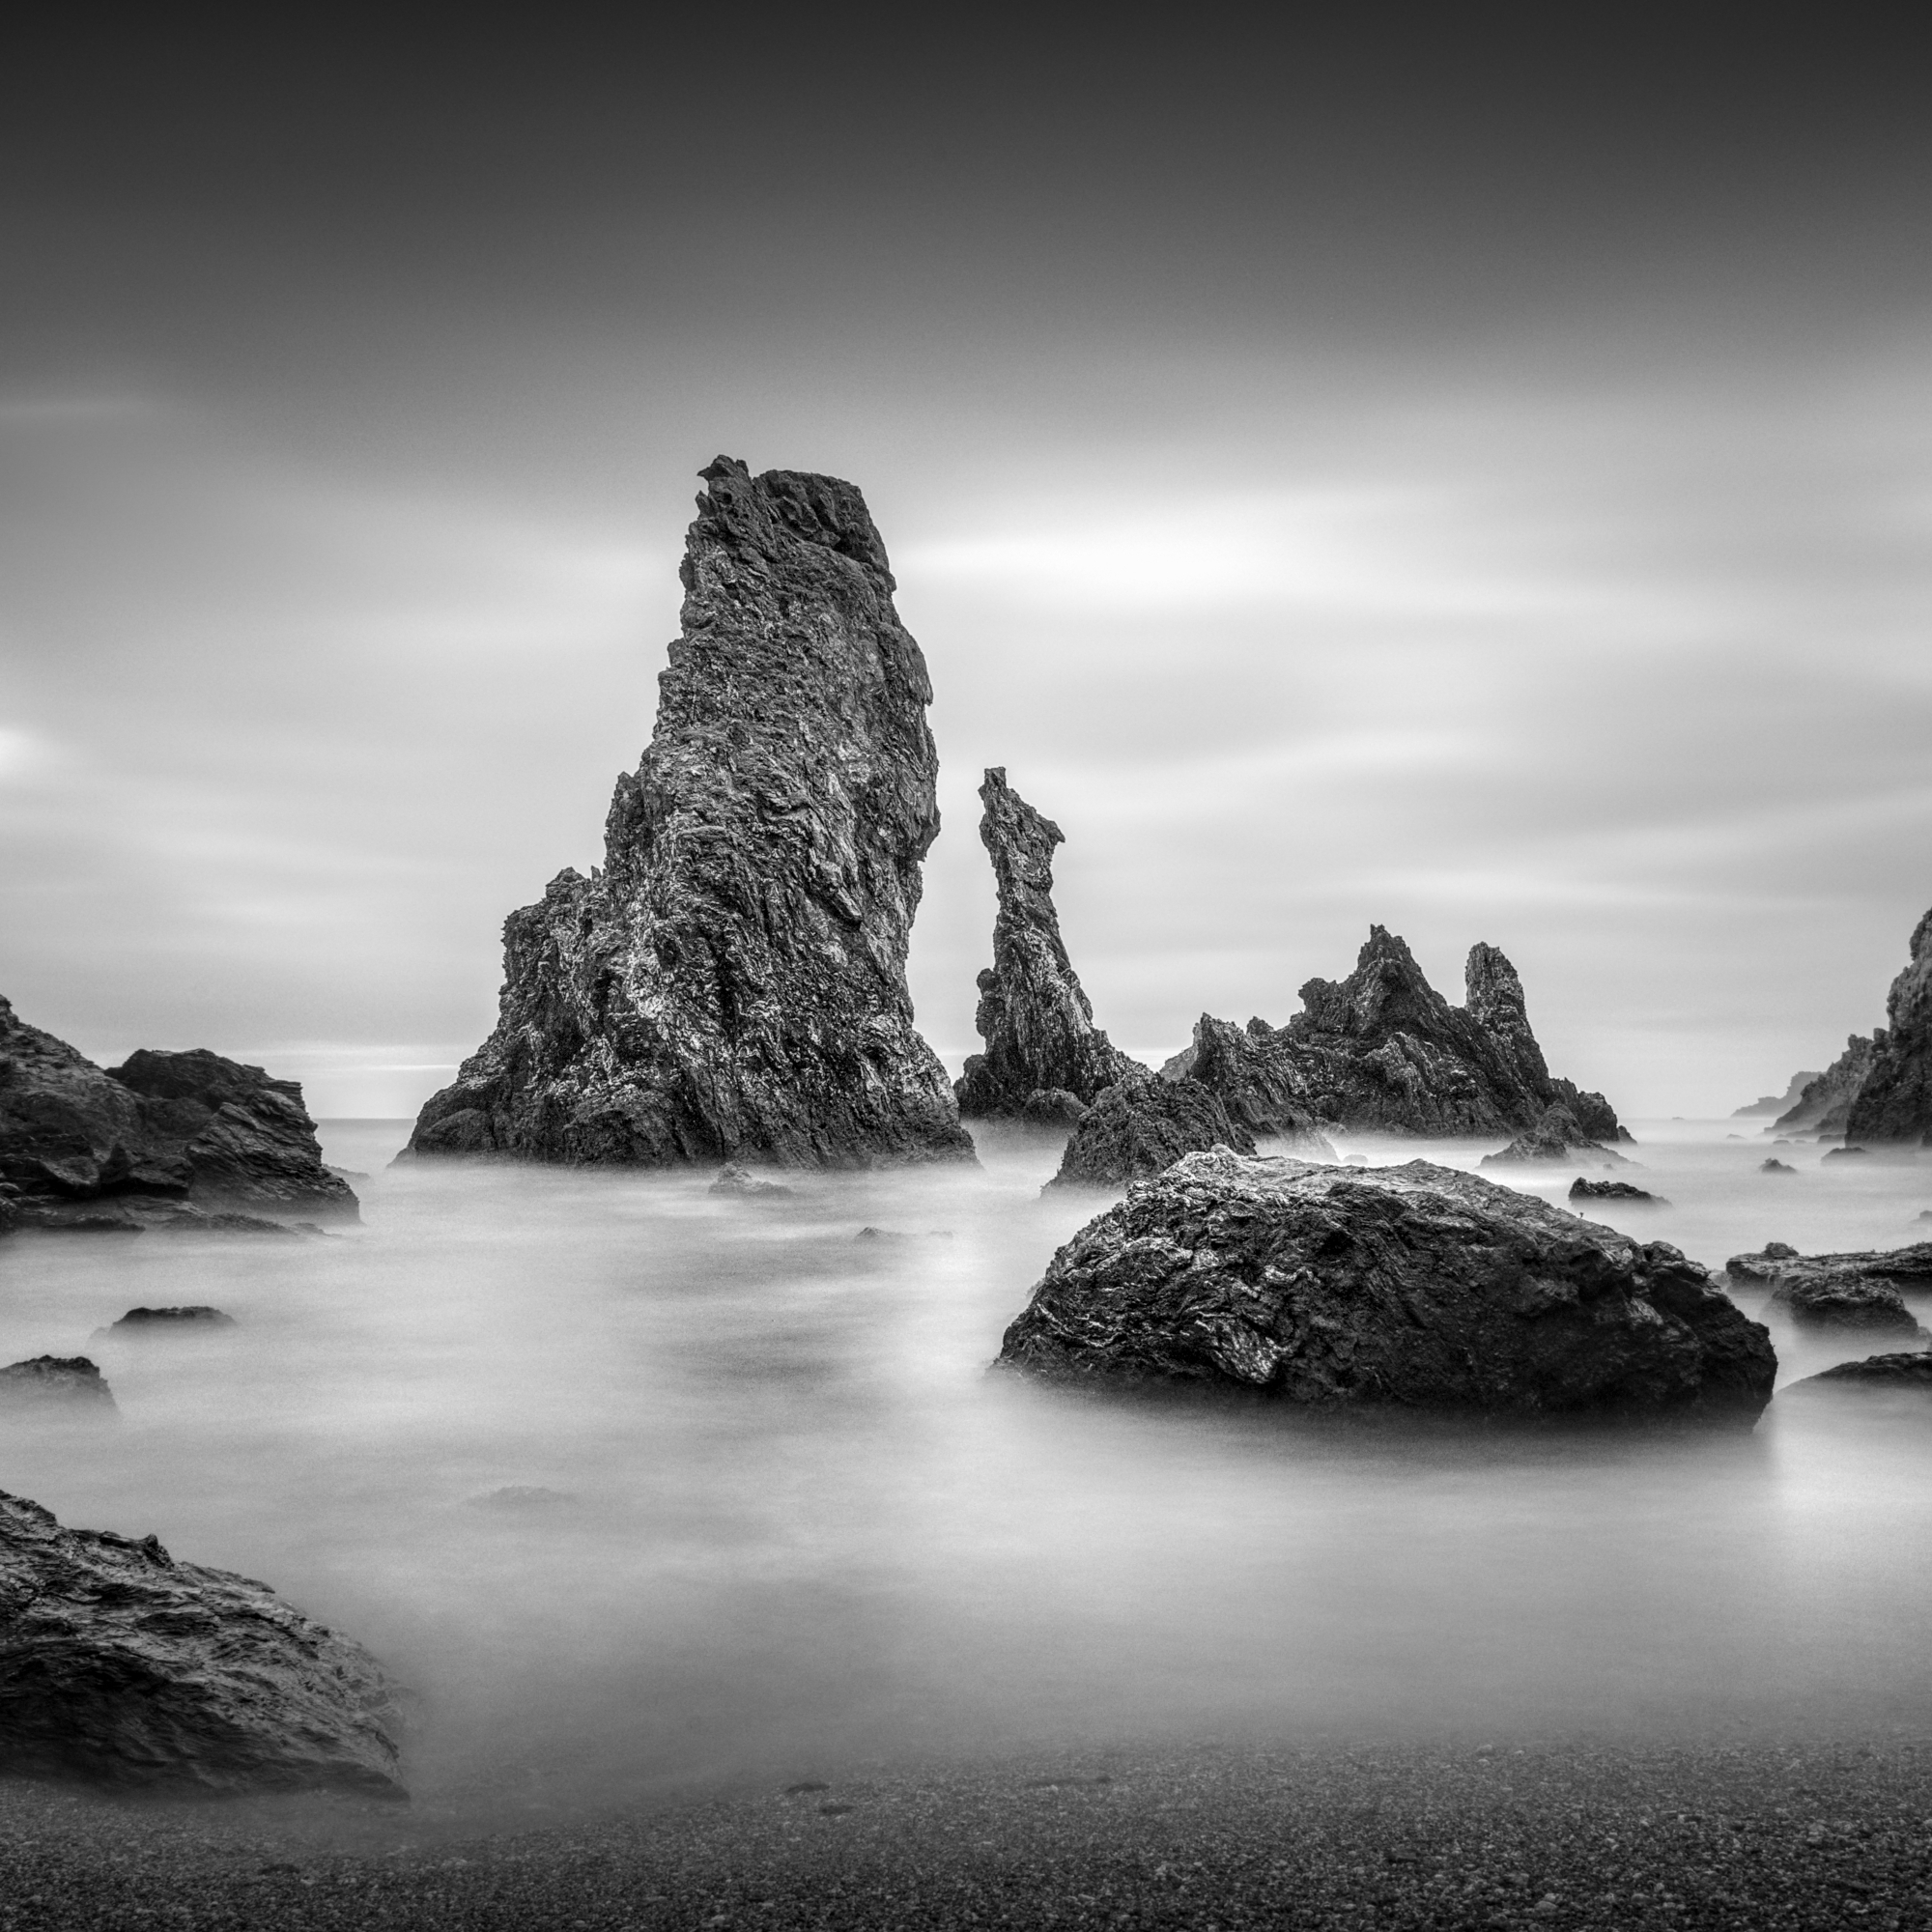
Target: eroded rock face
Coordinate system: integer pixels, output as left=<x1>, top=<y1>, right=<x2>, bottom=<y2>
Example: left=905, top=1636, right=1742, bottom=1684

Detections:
left=1798, top=1352, right=1932, bottom=1388
left=1481, top=1104, right=1631, bottom=1170
left=0, top=998, right=355, bottom=1231
left=998, top=1151, right=1774, bottom=1420
left=1847, top=908, right=1932, bottom=1146
left=407, top=458, right=972, bottom=1171
left=1774, top=1035, right=1878, bottom=1137
left=1726, top=1240, right=1932, bottom=1291
left=0, top=1490, right=403, bottom=1796
left=955, top=769, right=1143, bottom=1121
left=1173, top=1016, right=1341, bottom=1155
left=1163, top=930, right=1622, bottom=1143
left=1046, top=1076, right=1257, bottom=1191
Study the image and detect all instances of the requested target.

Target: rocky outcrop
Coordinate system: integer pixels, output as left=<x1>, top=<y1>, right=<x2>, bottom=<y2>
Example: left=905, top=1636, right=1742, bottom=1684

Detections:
left=1045, top=1075, right=1257, bottom=1190
left=1171, top=1015, right=1342, bottom=1154
left=1846, top=908, right=1932, bottom=1146
left=1796, top=1352, right=1932, bottom=1389
left=1734, top=1071, right=1821, bottom=1118
left=1773, top=1035, right=1877, bottom=1136
left=1767, top=1271, right=1924, bottom=1333
left=94, top=1306, right=237, bottom=1339
left=406, top=458, right=972, bottom=1171
left=1480, top=1104, right=1631, bottom=1169
left=0, top=998, right=355, bottom=1231
left=998, top=1151, right=1774, bottom=1421
left=955, top=770, right=1143, bottom=1120
left=1726, top=1240, right=1932, bottom=1291
left=1570, top=1179, right=1665, bottom=1204
left=1163, top=929, right=1623, bottom=1142
left=0, top=1357, right=115, bottom=1410
left=0, top=1490, right=404, bottom=1796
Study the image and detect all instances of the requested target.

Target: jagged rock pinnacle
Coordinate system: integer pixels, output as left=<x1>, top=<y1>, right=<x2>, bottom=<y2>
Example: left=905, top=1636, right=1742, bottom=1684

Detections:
left=1846, top=906, right=1932, bottom=1145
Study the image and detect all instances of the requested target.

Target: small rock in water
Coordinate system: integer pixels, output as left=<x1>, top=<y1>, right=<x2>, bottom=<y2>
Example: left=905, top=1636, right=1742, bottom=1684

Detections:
left=0, top=1356, right=116, bottom=1410
left=1822, top=1144, right=1869, bottom=1160
left=1795, top=1352, right=1932, bottom=1389
left=1761, top=1159, right=1798, bottom=1175
left=709, top=1164, right=795, bottom=1199
left=1769, top=1270, right=1924, bottom=1334
left=104, top=1305, right=236, bottom=1335
left=1569, top=1179, right=1666, bottom=1204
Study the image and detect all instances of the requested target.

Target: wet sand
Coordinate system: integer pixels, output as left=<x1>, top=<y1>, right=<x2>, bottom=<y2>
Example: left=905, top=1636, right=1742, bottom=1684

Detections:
left=7, top=1733, right=1932, bottom=1929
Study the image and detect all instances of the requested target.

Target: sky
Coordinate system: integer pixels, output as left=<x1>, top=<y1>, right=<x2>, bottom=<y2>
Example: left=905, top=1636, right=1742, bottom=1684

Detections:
left=3, top=14, right=1930, bottom=1119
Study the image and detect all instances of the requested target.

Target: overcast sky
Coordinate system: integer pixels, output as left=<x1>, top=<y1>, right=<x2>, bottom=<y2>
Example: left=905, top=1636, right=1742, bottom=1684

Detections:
left=4, top=16, right=1930, bottom=1118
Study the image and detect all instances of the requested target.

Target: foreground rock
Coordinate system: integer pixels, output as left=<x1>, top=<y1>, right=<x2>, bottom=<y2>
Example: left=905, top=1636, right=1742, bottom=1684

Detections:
left=1480, top=1104, right=1631, bottom=1170
left=1165, top=930, right=1624, bottom=1142
left=1046, top=1076, right=1257, bottom=1190
left=1795, top=1352, right=1932, bottom=1389
left=999, top=1151, right=1774, bottom=1420
left=954, top=770, right=1143, bottom=1120
left=1773, top=1034, right=1877, bottom=1136
left=0, top=998, right=355, bottom=1231
left=1846, top=906, right=1932, bottom=1146
left=0, top=1357, right=115, bottom=1410
left=0, top=1490, right=404, bottom=1796
left=407, top=458, right=972, bottom=1171
left=1570, top=1179, right=1665, bottom=1204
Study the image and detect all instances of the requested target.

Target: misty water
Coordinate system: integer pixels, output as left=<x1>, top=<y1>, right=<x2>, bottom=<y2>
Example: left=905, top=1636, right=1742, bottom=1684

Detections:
left=6, top=1122, right=1932, bottom=1821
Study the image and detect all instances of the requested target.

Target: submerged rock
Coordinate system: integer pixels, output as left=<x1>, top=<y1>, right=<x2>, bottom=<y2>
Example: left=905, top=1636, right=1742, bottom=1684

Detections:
left=1845, top=907, right=1932, bottom=1146
left=955, top=770, right=1143, bottom=1120
left=1570, top=1179, right=1666, bottom=1204
left=0, top=1489, right=404, bottom=1795
left=1481, top=1104, right=1632, bottom=1169
left=0, top=998, right=355, bottom=1231
left=709, top=1163, right=795, bottom=1199
left=1773, top=1035, right=1878, bottom=1137
left=1046, top=1077, right=1256, bottom=1191
left=407, top=459, right=972, bottom=1172
left=1761, top=1159, right=1798, bottom=1175
left=1166, top=930, right=1624, bottom=1143
left=1768, top=1271, right=1924, bottom=1334
left=1795, top=1352, right=1932, bottom=1389
left=998, top=1151, right=1774, bottom=1420
left=0, top=1356, right=115, bottom=1410
left=1823, top=1145, right=1869, bottom=1162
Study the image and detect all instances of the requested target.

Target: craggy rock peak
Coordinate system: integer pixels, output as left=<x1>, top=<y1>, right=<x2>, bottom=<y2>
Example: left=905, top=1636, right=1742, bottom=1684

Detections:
left=0, top=1490, right=404, bottom=1796
left=408, top=458, right=972, bottom=1171
left=1046, top=1074, right=1256, bottom=1190
left=954, top=769, right=1143, bottom=1120
left=0, top=997, right=355, bottom=1232
left=1847, top=907, right=1932, bottom=1146
left=1174, top=1016, right=1343, bottom=1153
left=1167, top=929, right=1622, bottom=1143
left=997, top=1151, right=1774, bottom=1421
left=1774, top=1035, right=1878, bottom=1137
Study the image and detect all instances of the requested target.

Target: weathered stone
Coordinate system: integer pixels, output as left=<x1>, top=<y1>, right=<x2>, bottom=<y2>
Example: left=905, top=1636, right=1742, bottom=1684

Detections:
left=1773, top=1034, right=1878, bottom=1136
left=997, top=1151, right=1774, bottom=1420
left=1845, top=908, right=1932, bottom=1146
left=407, top=459, right=972, bottom=1171
left=1165, top=930, right=1623, bottom=1142
left=1018, top=1088, right=1089, bottom=1129
left=0, top=1356, right=115, bottom=1410
left=955, top=770, right=1143, bottom=1120
left=1795, top=1352, right=1932, bottom=1388
left=1480, top=1104, right=1631, bottom=1169
left=0, top=1489, right=403, bottom=1796
left=1768, top=1270, right=1924, bottom=1334
left=0, top=998, right=355, bottom=1230
left=709, top=1164, right=795, bottom=1199
left=1046, top=1077, right=1256, bottom=1191
left=1822, top=1145, right=1869, bottom=1161
left=1570, top=1179, right=1666, bottom=1204
left=1726, top=1240, right=1932, bottom=1311
left=1171, top=1016, right=1340, bottom=1156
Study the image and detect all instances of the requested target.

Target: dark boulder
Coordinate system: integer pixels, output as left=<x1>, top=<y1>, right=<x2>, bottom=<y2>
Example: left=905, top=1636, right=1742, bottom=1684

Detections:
left=1774, top=1034, right=1878, bottom=1136
left=0, top=1356, right=115, bottom=1410
left=1845, top=907, right=1932, bottom=1146
left=1045, top=1076, right=1257, bottom=1191
left=1768, top=1270, right=1924, bottom=1334
left=0, top=997, right=355, bottom=1230
left=407, top=459, right=973, bottom=1172
left=998, top=1151, right=1774, bottom=1421
left=1481, top=1104, right=1632, bottom=1169
left=1570, top=1179, right=1666, bottom=1204
left=0, top=1489, right=404, bottom=1796
left=955, top=770, right=1143, bottom=1119
left=1794, top=1352, right=1932, bottom=1389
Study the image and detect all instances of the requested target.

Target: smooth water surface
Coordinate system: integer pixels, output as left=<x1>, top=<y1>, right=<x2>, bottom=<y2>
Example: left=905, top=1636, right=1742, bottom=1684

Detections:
left=4, top=1118, right=1931, bottom=1817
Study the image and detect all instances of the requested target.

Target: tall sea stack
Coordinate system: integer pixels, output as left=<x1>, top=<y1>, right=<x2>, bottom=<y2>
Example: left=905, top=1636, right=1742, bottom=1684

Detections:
left=955, top=769, right=1143, bottom=1119
left=408, top=458, right=974, bottom=1169
left=1846, top=906, right=1932, bottom=1146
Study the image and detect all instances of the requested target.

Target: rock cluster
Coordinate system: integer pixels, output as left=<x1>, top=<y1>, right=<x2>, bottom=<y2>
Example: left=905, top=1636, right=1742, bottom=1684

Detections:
left=1163, top=929, right=1623, bottom=1143
left=1772, top=1035, right=1877, bottom=1136
left=0, top=1490, right=404, bottom=1796
left=999, top=1151, right=1774, bottom=1420
left=954, top=769, right=1143, bottom=1121
left=0, top=997, right=355, bottom=1232
left=407, top=458, right=972, bottom=1171
left=1847, top=906, right=1932, bottom=1146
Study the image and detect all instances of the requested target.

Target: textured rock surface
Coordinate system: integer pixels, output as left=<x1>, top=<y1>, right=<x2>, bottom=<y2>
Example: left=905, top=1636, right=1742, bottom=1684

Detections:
left=0, top=1357, right=115, bottom=1410
left=408, top=458, right=972, bottom=1171
left=1767, top=1270, right=1924, bottom=1333
left=1045, top=1076, right=1257, bottom=1191
left=1773, top=1034, right=1877, bottom=1136
left=1171, top=1016, right=1341, bottom=1154
left=0, top=998, right=355, bottom=1230
left=1847, top=908, right=1932, bottom=1145
left=1570, top=1179, right=1664, bottom=1203
left=0, top=1490, right=403, bottom=1796
left=1799, top=1351, right=1932, bottom=1387
left=999, top=1151, right=1774, bottom=1419
left=1480, top=1104, right=1631, bottom=1169
left=955, top=770, right=1143, bottom=1120
left=1165, top=930, right=1622, bottom=1142
left=1726, top=1239, right=1932, bottom=1290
